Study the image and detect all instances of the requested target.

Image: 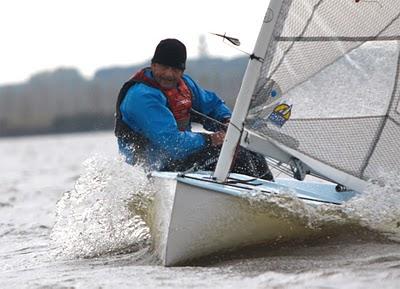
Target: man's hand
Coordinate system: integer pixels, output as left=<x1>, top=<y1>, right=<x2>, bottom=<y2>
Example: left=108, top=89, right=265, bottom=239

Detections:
left=210, top=131, right=226, bottom=146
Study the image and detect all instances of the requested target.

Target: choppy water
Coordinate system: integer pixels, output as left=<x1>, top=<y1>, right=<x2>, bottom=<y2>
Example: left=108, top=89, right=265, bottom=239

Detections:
left=1, top=131, right=400, bottom=289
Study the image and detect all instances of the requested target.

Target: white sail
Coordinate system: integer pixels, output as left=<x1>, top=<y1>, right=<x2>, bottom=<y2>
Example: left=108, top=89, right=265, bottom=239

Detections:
left=215, top=0, right=400, bottom=191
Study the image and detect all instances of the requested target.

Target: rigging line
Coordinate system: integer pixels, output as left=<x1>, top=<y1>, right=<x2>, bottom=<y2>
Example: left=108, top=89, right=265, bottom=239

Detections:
left=190, top=108, right=243, bottom=139
left=180, top=156, right=219, bottom=175
left=225, top=176, right=262, bottom=185
left=209, top=32, right=264, bottom=63
left=273, top=167, right=283, bottom=178
left=265, top=157, right=292, bottom=171
left=308, top=171, right=338, bottom=184
left=191, top=100, right=245, bottom=134
left=178, top=174, right=342, bottom=205
left=267, top=161, right=293, bottom=177
left=266, top=156, right=342, bottom=185
left=210, top=32, right=241, bottom=46
left=229, top=121, right=243, bottom=134
left=264, top=156, right=295, bottom=178
left=180, top=174, right=264, bottom=189
left=190, top=108, right=227, bottom=128
left=223, top=41, right=265, bottom=63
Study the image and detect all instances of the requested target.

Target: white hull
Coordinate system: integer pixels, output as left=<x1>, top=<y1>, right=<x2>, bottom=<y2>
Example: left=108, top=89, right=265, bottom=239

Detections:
left=149, top=171, right=357, bottom=266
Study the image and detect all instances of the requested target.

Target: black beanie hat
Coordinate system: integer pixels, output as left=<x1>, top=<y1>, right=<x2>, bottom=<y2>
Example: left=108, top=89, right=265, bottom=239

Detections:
left=151, top=39, right=186, bottom=70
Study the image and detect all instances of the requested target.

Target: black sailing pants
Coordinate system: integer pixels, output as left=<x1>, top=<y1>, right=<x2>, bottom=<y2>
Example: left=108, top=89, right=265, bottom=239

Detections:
left=160, top=146, right=274, bottom=181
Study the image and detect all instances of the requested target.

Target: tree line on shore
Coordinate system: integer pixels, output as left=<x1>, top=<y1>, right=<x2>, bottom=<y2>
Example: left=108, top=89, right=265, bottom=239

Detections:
left=0, top=56, right=246, bottom=137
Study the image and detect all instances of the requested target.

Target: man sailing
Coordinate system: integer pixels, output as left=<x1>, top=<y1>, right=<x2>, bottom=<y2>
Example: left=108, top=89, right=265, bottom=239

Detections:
left=115, top=38, right=273, bottom=180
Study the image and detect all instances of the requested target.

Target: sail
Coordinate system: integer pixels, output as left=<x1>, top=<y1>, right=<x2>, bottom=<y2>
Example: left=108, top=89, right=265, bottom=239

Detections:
left=243, top=0, right=400, bottom=184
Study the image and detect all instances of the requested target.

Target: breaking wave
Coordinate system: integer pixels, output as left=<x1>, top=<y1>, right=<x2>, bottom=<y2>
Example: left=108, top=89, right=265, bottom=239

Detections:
left=50, top=155, right=155, bottom=259
left=343, top=170, right=400, bottom=242
left=241, top=170, right=400, bottom=243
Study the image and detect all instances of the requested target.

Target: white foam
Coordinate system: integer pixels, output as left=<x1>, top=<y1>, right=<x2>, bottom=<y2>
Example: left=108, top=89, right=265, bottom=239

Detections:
left=343, top=170, right=400, bottom=241
left=50, top=155, right=155, bottom=258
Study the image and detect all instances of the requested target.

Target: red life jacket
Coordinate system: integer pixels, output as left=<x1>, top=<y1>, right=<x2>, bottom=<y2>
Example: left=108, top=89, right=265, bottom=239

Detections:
left=131, top=69, right=192, bottom=131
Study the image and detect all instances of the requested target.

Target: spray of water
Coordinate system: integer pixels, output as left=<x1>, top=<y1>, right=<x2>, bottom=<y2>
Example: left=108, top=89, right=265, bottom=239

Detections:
left=343, top=170, right=400, bottom=242
left=51, top=152, right=400, bottom=262
left=50, top=155, right=155, bottom=258
left=244, top=187, right=347, bottom=233
left=243, top=171, right=400, bottom=243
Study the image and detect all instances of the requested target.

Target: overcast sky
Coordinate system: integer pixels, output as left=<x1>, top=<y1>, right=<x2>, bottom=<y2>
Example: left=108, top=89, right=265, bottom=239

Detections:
left=0, top=0, right=268, bottom=85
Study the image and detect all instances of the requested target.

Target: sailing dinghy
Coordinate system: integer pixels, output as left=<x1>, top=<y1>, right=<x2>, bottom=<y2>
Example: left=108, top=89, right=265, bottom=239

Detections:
left=149, top=0, right=400, bottom=266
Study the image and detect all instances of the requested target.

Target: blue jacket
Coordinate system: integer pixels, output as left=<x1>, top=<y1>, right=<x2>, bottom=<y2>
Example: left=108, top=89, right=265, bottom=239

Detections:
left=118, top=69, right=231, bottom=170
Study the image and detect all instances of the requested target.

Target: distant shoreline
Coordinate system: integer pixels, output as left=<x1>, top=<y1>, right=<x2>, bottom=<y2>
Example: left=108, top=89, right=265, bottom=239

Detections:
left=0, top=56, right=246, bottom=138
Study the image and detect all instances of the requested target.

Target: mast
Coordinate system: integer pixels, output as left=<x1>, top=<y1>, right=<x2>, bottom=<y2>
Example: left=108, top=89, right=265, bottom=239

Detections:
left=214, top=0, right=285, bottom=182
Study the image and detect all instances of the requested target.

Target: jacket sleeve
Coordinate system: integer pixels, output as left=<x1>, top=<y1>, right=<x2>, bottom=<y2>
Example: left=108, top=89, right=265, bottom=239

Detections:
left=183, top=75, right=231, bottom=122
left=120, top=84, right=207, bottom=160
